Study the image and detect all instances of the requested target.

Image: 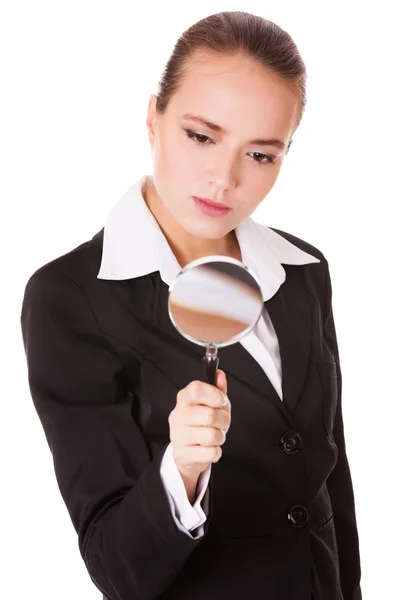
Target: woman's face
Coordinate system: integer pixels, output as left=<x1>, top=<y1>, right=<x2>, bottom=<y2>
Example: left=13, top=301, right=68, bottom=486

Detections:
left=146, top=51, right=300, bottom=240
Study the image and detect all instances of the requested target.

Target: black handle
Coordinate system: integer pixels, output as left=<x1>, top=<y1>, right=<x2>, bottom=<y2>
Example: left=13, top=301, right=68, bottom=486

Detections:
left=203, top=354, right=219, bottom=386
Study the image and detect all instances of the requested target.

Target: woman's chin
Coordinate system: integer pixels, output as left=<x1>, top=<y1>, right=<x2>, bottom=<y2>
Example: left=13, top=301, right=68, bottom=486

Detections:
left=182, top=218, right=231, bottom=240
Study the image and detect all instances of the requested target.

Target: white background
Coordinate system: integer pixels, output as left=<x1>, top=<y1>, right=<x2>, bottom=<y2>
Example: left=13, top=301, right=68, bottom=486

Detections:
left=2, top=1, right=399, bottom=598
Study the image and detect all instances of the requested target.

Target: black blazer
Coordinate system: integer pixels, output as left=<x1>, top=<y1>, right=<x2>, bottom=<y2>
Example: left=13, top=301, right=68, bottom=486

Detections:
left=20, top=226, right=362, bottom=600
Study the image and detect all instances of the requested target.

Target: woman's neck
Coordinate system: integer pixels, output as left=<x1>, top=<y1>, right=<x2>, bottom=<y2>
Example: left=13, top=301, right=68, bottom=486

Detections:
left=142, top=177, right=242, bottom=268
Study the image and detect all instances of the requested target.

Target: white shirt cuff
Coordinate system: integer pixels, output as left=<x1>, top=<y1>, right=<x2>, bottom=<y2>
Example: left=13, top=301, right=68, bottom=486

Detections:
left=160, top=442, right=211, bottom=536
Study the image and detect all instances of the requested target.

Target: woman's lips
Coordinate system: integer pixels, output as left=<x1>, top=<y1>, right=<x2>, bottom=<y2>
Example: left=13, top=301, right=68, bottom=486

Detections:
left=192, top=196, right=232, bottom=217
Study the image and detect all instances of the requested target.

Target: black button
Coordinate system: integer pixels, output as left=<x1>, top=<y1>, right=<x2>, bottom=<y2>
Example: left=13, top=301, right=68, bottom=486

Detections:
left=280, top=431, right=303, bottom=454
left=288, top=505, right=309, bottom=528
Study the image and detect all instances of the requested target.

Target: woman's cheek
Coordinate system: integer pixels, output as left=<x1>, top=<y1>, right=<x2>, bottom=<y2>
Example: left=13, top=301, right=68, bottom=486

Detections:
left=167, top=147, right=199, bottom=184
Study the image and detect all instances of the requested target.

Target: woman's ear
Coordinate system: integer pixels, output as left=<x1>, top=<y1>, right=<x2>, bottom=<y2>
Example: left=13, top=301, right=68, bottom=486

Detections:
left=146, top=94, right=158, bottom=148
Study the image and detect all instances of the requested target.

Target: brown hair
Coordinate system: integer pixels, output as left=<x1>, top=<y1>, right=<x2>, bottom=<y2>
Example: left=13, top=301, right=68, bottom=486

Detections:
left=156, top=11, right=307, bottom=130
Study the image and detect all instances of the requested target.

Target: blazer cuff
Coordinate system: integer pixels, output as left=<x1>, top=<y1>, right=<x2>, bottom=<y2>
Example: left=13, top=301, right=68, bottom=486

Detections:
left=160, top=442, right=211, bottom=536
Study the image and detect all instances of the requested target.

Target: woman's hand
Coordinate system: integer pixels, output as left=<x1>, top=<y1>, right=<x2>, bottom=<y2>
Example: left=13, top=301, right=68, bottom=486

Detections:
left=168, top=369, right=231, bottom=502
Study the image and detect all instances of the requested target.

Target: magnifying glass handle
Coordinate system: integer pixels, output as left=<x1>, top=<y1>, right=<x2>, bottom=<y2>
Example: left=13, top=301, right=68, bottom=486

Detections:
left=203, top=354, right=219, bottom=386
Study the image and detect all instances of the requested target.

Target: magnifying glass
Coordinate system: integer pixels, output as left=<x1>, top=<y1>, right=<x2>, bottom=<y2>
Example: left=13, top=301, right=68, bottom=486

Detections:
left=168, top=255, right=264, bottom=386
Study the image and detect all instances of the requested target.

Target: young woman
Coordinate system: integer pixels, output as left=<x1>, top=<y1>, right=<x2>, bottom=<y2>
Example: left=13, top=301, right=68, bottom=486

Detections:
left=20, top=11, right=362, bottom=600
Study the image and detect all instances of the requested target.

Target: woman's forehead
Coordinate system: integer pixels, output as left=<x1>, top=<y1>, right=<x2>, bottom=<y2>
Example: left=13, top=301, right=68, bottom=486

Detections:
left=169, top=54, right=299, bottom=138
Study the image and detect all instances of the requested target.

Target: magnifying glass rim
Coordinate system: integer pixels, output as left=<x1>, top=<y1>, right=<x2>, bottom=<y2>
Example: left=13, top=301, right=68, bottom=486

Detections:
left=168, top=254, right=264, bottom=348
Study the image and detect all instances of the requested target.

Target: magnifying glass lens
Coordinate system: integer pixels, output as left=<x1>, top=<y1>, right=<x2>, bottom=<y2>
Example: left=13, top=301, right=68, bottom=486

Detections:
left=168, top=256, right=263, bottom=385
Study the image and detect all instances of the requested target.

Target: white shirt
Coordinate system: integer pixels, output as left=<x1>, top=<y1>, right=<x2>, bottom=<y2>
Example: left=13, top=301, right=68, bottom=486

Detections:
left=97, top=175, right=320, bottom=539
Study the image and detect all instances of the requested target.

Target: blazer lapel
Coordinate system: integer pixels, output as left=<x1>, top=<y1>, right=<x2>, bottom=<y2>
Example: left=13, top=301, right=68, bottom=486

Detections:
left=266, top=268, right=314, bottom=414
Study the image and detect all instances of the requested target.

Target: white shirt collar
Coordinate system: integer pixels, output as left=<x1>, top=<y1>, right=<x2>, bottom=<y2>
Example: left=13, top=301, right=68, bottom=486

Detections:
left=97, top=175, right=320, bottom=301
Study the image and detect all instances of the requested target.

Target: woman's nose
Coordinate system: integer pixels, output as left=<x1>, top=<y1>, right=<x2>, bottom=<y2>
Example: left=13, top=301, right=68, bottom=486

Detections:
left=208, top=155, right=238, bottom=193
left=209, top=149, right=238, bottom=191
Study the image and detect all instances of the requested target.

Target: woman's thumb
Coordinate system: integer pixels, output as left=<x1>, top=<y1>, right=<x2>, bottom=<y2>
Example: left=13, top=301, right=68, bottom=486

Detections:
left=216, top=369, right=228, bottom=396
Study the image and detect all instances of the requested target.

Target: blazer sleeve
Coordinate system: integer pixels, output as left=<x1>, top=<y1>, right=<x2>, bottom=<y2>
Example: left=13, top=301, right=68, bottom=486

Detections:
left=323, top=259, right=362, bottom=600
left=20, top=267, right=211, bottom=600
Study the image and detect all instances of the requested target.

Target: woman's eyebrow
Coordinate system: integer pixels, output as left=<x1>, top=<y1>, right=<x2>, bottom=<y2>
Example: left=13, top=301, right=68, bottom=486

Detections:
left=181, top=113, right=285, bottom=149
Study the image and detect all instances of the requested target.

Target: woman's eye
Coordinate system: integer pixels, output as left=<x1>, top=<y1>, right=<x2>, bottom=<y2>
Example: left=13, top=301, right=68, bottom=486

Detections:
left=249, top=152, right=276, bottom=165
left=185, top=129, right=212, bottom=144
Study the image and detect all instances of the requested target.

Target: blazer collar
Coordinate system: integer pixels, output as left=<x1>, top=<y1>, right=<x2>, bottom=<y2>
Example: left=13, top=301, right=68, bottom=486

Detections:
left=96, top=175, right=320, bottom=301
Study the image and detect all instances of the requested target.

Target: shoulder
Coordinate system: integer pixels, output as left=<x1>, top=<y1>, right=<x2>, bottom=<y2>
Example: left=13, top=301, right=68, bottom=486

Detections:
left=26, top=228, right=103, bottom=282
left=21, top=228, right=104, bottom=311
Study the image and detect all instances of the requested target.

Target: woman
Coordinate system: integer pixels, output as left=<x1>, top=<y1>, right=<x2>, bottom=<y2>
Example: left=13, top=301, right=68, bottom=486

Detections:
left=20, top=11, right=362, bottom=600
